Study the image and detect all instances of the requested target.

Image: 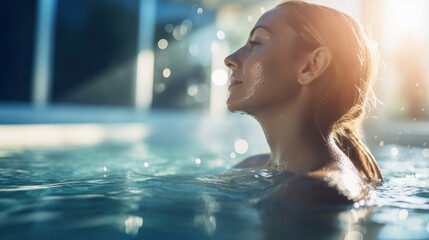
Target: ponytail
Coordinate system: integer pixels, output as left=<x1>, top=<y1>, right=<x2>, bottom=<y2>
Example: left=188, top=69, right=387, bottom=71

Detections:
left=275, top=1, right=384, bottom=186
left=332, top=121, right=383, bottom=187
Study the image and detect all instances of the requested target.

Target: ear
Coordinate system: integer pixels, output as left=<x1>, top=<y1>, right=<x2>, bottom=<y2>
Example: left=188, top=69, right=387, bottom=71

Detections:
left=297, top=46, right=332, bottom=85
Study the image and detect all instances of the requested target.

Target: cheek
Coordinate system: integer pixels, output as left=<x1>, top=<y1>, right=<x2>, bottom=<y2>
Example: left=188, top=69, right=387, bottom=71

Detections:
left=242, top=61, right=265, bottom=98
left=242, top=49, right=300, bottom=104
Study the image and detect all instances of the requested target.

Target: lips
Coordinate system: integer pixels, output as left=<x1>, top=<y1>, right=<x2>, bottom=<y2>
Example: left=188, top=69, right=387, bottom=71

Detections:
left=229, top=76, right=243, bottom=88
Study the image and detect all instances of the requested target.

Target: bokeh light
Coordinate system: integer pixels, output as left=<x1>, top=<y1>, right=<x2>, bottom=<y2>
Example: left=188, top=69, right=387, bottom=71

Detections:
left=162, top=68, right=171, bottom=78
left=211, top=69, right=228, bottom=86
left=234, top=139, right=248, bottom=154
left=216, top=30, right=225, bottom=40
left=157, top=39, right=168, bottom=49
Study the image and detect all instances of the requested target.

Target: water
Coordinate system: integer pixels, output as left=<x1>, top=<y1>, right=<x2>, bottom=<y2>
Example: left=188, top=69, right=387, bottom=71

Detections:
left=1, top=118, right=429, bottom=239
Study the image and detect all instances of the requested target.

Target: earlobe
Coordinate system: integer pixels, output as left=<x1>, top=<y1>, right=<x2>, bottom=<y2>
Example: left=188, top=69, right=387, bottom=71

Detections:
left=297, top=47, right=333, bottom=85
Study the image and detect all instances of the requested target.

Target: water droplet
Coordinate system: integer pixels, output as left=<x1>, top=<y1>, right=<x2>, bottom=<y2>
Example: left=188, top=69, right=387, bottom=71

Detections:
left=398, top=209, right=408, bottom=220
left=391, top=147, right=399, bottom=157
left=165, top=24, right=174, bottom=33
left=187, top=84, right=198, bottom=96
left=155, top=83, right=166, bottom=93
left=103, top=167, right=107, bottom=172
left=230, top=152, right=236, bottom=158
left=162, top=68, right=171, bottom=78
left=158, top=39, right=168, bottom=49
left=182, top=19, right=193, bottom=29
left=234, top=139, right=249, bottom=154
left=180, top=25, right=188, bottom=35
left=188, top=43, right=199, bottom=56
left=125, top=216, right=143, bottom=235
left=260, top=7, right=266, bottom=13
left=144, top=162, right=149, bottom=167
left=216, top=30, right=225, bottom=40
left=173, top=25, right=183, bottom=40
left=379, top=141, right=385, bottom=146
left=423, top=148, right=429, bottom=158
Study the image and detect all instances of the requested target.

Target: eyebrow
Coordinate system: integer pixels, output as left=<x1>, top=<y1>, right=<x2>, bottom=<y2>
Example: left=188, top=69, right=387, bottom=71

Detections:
left=249, top=26, right=273, bottom=38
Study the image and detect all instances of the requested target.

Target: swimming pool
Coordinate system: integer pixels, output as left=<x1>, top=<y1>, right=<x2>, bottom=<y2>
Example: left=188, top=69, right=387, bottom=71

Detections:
left=1, top=108, right=429, bottom=240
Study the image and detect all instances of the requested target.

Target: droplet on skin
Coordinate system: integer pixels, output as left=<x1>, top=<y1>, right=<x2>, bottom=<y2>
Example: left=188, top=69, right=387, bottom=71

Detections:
left=243, top=62, right=264, bottom=101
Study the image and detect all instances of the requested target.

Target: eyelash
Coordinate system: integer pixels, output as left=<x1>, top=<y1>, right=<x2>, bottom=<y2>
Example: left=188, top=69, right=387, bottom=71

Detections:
left=249, top=40, right=259, bottom=46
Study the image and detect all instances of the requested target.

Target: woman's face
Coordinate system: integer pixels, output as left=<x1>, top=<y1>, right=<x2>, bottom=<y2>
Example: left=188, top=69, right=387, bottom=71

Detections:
left=224, top=7, right=308, bottom=115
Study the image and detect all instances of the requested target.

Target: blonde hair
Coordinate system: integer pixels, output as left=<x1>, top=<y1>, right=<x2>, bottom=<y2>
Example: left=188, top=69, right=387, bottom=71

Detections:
left=275, top=1, right=383, bottom=186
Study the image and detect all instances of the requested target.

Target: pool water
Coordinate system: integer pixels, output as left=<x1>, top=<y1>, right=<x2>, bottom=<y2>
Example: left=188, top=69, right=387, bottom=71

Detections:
left=1, top=113, right=429, bottom=240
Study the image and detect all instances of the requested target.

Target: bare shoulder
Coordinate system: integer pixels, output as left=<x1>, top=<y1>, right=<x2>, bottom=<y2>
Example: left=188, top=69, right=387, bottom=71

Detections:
left=265, top=175, right=354, bottom=206
left=233, top=153, right=271, bottom=168
left=262, top=167, right=371, bottom=207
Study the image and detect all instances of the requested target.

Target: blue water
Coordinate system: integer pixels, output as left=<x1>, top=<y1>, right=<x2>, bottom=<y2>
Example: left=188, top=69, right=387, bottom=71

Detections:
left=1, top=120, right=429, bottom=239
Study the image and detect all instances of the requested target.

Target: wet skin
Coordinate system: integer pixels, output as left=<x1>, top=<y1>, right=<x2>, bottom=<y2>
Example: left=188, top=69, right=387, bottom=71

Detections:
left=225, top=8, right=305, bottom=114
left=224, top=6, right=372, bottom=205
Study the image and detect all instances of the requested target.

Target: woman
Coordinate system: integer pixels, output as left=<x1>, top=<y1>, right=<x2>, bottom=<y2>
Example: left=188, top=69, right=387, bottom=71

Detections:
left=224, top=0, right=383, bottom=206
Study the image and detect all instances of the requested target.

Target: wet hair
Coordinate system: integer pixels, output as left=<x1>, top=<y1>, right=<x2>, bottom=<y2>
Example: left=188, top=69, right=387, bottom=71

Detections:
left=275, top=0, right=383, bottom=186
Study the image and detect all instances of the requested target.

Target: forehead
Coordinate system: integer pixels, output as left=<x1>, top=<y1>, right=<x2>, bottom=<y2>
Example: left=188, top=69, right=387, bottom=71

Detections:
left=252, top=7, right=293, bottom=36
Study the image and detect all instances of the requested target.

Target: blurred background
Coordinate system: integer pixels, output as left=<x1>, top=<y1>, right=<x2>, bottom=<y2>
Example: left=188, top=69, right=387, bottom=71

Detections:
left=0, top=0, right=428, bottom=142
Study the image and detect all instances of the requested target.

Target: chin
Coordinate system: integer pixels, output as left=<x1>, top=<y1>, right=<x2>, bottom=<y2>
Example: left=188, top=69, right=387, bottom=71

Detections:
left=226, top=96, right=242, bottom=112
left=226, top=98, right=255, bottom=116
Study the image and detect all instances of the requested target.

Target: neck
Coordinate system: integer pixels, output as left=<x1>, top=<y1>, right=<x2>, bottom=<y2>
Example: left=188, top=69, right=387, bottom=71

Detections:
left=252, top=102, right=337, bottom=174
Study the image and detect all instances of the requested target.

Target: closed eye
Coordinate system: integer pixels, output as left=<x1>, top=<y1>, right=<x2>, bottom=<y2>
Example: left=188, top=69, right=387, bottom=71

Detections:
left=249, top=40, right=260, bottom=46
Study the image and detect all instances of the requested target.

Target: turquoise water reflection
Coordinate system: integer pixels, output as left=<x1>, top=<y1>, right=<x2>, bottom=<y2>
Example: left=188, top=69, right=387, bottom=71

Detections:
left=0, top=135, right=429, bottom=239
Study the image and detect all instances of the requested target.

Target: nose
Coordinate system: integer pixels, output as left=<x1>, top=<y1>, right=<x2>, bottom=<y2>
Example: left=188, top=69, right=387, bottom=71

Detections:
left=224, top=52, right=239, bottom=70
